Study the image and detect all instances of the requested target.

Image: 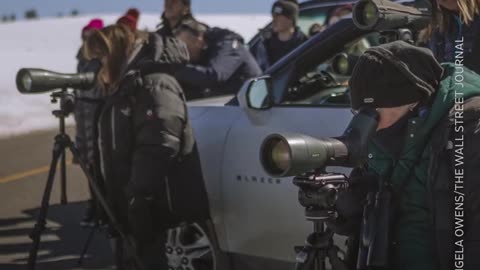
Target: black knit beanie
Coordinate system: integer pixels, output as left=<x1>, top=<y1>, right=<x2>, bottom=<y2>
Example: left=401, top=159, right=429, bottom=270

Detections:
left=349, top=41, right=444, bottom=110
left=272, top=0, right=299, bottom=23
left=181, top=0, right=191, bottom=6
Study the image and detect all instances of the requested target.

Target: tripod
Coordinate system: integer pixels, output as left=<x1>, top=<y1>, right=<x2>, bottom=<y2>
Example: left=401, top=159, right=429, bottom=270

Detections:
left=27, top=89, right=143, bottom=270
left=293, top=172, right=349, bottom=270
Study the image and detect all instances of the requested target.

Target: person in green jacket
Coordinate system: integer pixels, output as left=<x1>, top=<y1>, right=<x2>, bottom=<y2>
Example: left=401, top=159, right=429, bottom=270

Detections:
left=334, top=40, right=480, bottom=270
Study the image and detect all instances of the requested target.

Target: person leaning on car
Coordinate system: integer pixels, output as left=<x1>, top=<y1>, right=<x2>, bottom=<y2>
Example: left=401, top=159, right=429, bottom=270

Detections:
left=252, top=0, right=307, bottom=71
left=331, top=41, right=480, bottom=270
left=83, top=24, right=210, bottom=269
left=173, top=20, right=262, bottom=99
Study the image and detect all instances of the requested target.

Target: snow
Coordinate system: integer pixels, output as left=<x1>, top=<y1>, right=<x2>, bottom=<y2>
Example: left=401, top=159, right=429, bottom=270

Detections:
left=0, top=13, right=270, bottom=139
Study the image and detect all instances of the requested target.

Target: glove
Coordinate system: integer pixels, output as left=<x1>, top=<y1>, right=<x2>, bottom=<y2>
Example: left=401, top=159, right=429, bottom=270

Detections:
left=327, top=168, right=377, bottom=235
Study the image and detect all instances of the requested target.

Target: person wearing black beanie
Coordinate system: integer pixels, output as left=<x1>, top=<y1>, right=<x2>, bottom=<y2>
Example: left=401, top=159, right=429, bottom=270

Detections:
left=251, top=0, right=307, bottom=71
left=157, top=0, right=196, bottom=36
left=331, top=40, right=480, bottom=270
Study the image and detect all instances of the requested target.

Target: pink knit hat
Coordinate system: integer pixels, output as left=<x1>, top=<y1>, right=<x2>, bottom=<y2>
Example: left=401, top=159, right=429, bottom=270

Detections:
left=82, top=18, right=104, bottom=34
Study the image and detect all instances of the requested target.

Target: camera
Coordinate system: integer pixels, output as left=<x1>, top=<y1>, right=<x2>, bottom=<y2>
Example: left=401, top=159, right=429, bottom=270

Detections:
left=258, top=108, right=381, bottom=270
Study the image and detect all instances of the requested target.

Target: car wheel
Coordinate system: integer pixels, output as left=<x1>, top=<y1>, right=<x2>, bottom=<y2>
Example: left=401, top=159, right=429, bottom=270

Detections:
left=166, top=222, right=218, bottom=270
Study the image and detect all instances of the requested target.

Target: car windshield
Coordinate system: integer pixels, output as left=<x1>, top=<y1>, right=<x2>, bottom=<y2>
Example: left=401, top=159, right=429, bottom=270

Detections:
left=279, top=32, right=380, bottom=107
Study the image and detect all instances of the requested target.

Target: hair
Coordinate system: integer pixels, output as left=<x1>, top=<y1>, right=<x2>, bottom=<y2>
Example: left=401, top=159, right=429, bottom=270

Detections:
left=420, top=0, right=480, bottom=41
left=83, top=24, right=146, bottom=92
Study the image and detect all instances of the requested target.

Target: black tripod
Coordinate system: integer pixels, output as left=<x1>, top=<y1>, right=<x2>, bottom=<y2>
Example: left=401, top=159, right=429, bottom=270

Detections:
left=27, top=89, right=143, bottom=270
left=293, top=172, right=349, bottom=270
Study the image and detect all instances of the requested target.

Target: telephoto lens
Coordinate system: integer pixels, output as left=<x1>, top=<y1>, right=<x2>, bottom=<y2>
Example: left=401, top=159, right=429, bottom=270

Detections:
left=260, top=108, right=379, bottom=177
left=16, top=59, right=102, bottom=94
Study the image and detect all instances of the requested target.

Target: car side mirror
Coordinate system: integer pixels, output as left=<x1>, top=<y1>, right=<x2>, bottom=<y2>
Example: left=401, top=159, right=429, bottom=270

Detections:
left=246, top=76, right=273, bottom=110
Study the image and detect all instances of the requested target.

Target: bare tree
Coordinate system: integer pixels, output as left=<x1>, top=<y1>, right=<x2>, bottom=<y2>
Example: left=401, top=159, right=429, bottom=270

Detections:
left=25, top=9, right=38, bottom=20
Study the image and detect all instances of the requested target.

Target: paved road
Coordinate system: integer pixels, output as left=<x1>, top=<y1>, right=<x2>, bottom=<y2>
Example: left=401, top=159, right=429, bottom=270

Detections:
left=0, top=128, right=113, bottom=270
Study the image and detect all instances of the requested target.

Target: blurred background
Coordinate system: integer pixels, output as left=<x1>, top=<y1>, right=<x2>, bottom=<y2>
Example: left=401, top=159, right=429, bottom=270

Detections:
left=0, top=0, right=272, bottom=139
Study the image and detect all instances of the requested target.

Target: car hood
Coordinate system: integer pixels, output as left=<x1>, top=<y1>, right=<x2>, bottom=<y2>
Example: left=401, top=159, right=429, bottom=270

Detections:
left=187, top=95, right=234, bottom=120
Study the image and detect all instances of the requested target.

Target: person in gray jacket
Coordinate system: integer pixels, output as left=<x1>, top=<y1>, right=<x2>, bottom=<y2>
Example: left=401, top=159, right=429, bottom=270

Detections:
left=74, top=18, right=104, bottom=227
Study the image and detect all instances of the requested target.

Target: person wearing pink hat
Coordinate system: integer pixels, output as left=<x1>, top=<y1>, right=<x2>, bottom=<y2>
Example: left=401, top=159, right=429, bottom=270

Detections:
left=81, top=18, right=104, bottom=41
left=75, top=18, right=105, bottom=227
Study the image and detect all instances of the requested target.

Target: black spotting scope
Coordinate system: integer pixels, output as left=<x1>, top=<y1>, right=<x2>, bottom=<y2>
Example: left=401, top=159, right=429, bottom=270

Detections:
left=260, top=108, right=379, bottom=177
left=352, top=0, right=432, bottom=31
left=16, top=59, right=102, bottom=94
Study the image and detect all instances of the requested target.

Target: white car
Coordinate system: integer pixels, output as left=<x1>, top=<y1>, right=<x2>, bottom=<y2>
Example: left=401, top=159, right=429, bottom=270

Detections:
left=166, top=0, right=417, bottom=269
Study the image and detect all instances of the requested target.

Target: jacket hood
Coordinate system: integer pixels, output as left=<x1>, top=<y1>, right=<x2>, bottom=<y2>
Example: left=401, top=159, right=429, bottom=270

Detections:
left=420, top=63, right=480, bottom=135
left=205, top=27, right=244, bottom=44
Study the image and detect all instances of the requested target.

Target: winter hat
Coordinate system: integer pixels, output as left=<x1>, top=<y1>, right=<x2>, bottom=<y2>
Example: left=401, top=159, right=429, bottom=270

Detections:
left=349, top=41, right=444, bottom=110
left=126, top=8, right=140, bottom=19
left=181, top=0, right=191, bottom=6
left=271, top=0, right=299, bottom=23
left=117, top=14, right=138, bottom=31
left=82, top=18, right=103, bottom=34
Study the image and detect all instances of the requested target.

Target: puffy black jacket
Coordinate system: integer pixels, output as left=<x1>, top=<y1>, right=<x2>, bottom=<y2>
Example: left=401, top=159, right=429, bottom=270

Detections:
left=175, top=27, right=262, bottom=99
left=97, top=33, right=210, bottom=225
left=252, top=27, right=308, bottom=71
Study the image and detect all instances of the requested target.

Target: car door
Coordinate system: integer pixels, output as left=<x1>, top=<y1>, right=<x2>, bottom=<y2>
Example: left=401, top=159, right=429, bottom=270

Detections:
left=220, top=19, right=377, bottom=263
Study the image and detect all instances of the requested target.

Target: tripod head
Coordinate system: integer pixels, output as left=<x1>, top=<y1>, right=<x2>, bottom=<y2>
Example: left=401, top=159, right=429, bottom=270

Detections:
left=293, top=168, right=349, bottom=222
left=50, top=88, right=75, bottom=119
left=293, top=168, right=350, bottom=270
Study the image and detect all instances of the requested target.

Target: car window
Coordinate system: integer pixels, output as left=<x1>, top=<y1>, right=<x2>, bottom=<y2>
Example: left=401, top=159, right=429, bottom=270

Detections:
left=279, top=32, right=380, bottom=107
left=297, top=7, right=329, bottom=36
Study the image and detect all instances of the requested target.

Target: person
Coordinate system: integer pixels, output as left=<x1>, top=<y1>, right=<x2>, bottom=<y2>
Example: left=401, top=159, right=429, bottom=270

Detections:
left=83, top=24, right=211, bottom=269
left=308, top=23, right=324, bottom=37
left=173, top=20, right=262, bottom=99
left=157, top=0, right=196, bottom=36
left=117, top=8, right=140, bottom=31
left=74, top=18, right=104, bottom=227
left=331, top=40, right=480, bottom=270
left=419, top=0, right=480, bottom=74
left=325, top=4, right=352, bottom=27
left=252, top=0, right=307, bottom=71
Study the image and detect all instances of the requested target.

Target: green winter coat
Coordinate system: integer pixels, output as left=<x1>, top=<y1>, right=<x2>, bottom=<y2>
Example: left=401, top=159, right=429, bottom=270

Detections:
left=366, top=63, right=480, bottom=270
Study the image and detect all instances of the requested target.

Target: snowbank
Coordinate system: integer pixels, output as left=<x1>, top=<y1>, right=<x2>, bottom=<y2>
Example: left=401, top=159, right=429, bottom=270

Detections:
left=0, top=14, right=269, bottom=138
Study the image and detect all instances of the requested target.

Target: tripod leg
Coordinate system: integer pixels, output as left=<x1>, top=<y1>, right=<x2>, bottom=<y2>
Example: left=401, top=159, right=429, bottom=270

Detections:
left=295, top=246, right=316, bottom=270
left=27, top=143, right=63, bottom=270
left=78, top=224, right=97, bottom=265
left=60, top=148, right=68, bottom=205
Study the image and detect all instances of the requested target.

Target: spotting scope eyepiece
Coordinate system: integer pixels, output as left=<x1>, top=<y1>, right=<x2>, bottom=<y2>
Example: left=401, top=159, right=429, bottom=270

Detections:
left=352, top=0, right=432, bottom=31
left=16, top=59, right=102, bottom=94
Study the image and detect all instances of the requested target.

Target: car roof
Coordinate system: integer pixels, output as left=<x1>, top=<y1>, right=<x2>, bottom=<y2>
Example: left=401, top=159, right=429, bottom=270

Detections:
left=299, top=0, right=356, bottom=9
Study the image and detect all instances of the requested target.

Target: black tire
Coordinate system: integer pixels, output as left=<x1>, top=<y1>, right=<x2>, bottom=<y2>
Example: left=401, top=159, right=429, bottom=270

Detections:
left=165, top=221, right=223, bottom=270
